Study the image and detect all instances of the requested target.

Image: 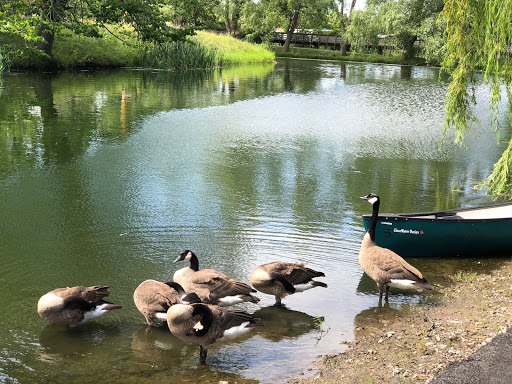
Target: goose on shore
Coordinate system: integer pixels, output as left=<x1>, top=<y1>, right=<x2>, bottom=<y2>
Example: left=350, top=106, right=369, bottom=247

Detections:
left=173, top=250, right=260, bottom=306
left=166, top=303, right=264, bottom=363
left=250, top=261, right=327, bottom=305
left=37, top=285, right=122, bottom=327
left=133, top=280, right=200, bottom=326
left=360, top=193, right=433, bottom=303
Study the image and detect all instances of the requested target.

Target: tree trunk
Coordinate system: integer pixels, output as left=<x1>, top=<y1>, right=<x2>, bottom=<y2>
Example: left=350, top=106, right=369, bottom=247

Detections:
left=339, top=0, right=357, bottom=56
left=224, top=0, right=231, bottom=34
left=401, top=35, right=417, bottom=61
left=230, top=0, right=241, bottom=36
left=339, top=1, right=347, bottom=55
left=283, top=5, right=301, bottom=52
left=37, top=0, right=68, bottom=59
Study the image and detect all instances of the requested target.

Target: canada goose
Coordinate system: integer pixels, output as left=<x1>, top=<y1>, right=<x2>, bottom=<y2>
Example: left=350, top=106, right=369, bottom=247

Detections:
left=173, top=250, right=260, bottom=306
left=360, top=193, right=433, bottom=303
left=250, top=262, right=327, bottom=305
left=37, top=285, right=122, bottom=327
left=166, top=303, right=264, bottom=363
left=133, top=280, right=201, bottom=326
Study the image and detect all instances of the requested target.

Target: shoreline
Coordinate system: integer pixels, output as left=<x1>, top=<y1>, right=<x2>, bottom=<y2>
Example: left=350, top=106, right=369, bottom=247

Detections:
left=288, top=261, right=512, bottom=383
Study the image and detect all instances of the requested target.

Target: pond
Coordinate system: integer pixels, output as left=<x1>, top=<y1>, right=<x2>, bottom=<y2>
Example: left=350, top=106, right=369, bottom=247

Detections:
left=0, top=59, right=511, bottom=383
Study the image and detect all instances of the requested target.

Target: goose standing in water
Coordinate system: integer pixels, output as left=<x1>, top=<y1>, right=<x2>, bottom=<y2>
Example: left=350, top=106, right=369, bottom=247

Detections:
left=133, top=280, right=200, bottom=326
left=37, top=285, right=122, bottom=326
left=166, top=303, right=264, bottom=363
left=250, top=262, right=327, bottom=305
left=173, top=250, right=260, bottom=306
left=360, top=193, right=433, bottom=303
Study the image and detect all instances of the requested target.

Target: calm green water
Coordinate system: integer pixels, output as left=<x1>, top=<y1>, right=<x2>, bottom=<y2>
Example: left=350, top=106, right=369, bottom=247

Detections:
left=1, top=59, right=511, bottom=383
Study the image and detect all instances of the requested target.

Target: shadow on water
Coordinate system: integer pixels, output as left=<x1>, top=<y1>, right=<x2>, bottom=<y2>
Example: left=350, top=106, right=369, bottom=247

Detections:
left=37, top=323, right=121, bottom=360
left=252, top=305, right=321, bottom=342
left=352, top=302, right=403, bottom=338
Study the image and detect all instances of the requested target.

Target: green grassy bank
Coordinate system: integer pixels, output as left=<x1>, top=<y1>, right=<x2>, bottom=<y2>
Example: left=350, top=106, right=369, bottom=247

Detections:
left=1, top=29, right=275, bottom=71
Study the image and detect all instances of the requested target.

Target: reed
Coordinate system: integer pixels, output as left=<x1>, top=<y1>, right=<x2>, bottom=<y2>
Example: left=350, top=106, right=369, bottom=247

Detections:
left=143, top=40, right=220, bottom=69
left=0, top=47, right=12, bottom=74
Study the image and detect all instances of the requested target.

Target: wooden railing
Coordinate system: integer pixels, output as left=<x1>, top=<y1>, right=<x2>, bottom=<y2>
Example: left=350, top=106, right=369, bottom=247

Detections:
left=273, top=32, right=345, bottom=49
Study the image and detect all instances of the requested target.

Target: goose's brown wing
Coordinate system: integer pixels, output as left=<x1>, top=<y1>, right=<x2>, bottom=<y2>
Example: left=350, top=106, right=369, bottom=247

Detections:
left=372, top=249, right=425, bottom=282
left=188, top=271, right=255, bottom=294
left=215, top=307, right=263, bottom=330
left=285, top=265, right=325, bottom=285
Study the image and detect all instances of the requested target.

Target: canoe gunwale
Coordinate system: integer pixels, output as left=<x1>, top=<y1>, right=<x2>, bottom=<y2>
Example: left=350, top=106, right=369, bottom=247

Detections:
left=362, top=201, right=512, bottom=223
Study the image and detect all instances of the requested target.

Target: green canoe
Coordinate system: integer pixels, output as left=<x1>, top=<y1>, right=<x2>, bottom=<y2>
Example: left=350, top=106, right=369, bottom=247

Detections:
left=362, top=201, right=512, bottom=257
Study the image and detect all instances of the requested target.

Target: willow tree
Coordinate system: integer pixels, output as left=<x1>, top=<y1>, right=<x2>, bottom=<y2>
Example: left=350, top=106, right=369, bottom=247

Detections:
left=441, top=1, right=512, bottom=199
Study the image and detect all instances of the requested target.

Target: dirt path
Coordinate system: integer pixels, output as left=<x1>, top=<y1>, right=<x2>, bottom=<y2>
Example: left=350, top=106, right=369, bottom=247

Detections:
left=288, top=262, right=512, bottom=384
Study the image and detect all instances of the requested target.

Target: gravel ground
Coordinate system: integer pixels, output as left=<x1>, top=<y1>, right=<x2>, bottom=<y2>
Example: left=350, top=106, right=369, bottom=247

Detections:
left=287, top=262, right=512, bottom=384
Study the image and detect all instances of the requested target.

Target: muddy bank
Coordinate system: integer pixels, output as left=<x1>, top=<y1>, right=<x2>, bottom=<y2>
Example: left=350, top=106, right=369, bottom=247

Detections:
left=288, top=262, right=512, bottom=384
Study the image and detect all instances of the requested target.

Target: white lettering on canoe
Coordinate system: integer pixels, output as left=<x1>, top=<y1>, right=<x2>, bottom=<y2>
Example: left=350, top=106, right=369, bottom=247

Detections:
left=393, top=228, right=425, bottom=235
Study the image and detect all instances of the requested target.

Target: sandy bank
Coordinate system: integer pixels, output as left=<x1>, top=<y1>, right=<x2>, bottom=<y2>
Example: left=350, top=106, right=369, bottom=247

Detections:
left=288, top=262, right=512, bottom=383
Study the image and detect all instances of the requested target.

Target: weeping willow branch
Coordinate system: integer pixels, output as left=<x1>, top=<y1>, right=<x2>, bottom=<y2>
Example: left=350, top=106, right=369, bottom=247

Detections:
left=441, top=0, right=512, bottom=200
left=479, top=139, right=512, bottom=200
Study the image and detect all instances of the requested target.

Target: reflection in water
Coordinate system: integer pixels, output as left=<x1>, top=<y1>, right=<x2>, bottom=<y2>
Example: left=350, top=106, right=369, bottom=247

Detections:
left=130, top=326, right=195, bottom=366
left=352, top=303, right=402, bottom=339
left=37, top=324, right=120, bottom=362
left=1, top=59, right=511, bottom=383
left=252, top=305, right=320, bottom=342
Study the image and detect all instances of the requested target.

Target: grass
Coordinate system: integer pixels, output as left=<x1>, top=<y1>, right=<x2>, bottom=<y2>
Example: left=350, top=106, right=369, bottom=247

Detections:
left=269, top=45, right=427, bottom=66
left=0, top=52, right=9, bottom=74
left=192, top=31, right=275, bottom=66
left=53, top=28, right=141, bottom=68
left=451, top=270, right=478, bottom=283
left=2, top=28, right=275, bottom=71
left=143, top=40, right=219, bottom=69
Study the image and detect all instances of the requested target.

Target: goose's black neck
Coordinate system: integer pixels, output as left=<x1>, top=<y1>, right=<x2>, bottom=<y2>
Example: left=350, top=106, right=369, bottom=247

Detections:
left=189, top=253, right=199, bottom=271
left=165, top=282, right=186, bottom=295
left=368, top=199, right=380, bottom=242
left=192, top=304, right=213, bottom=336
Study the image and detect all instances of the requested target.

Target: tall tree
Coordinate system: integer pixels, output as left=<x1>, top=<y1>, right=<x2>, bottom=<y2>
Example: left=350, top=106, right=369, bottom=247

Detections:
left=1, top=0, right=194, bottom=69
left=0, top=1, right=47, bottom=62
left=441, top=0, right=512, bottom=199
left=222, top=0, right=247, bottom=36
left=283, top=1, right=304, bottom=52
left=346, top=0, right=443, bottom=60
left=338, top=0, right=357, bottom=56
left=168, top=0, right=220, bottom=28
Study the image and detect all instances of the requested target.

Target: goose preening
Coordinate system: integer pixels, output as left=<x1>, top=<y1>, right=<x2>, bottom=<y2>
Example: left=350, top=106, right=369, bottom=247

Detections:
left=250, top=261, right=327, bottom=305
left=37, top=285, right=122, bottom=327
left=166, top=303, right=264, bottom=363
left=133, top=280, right=200, bottom=326
left=360, top=193, right=433, bottom=303
left=173, top=250, right=260, bottom=306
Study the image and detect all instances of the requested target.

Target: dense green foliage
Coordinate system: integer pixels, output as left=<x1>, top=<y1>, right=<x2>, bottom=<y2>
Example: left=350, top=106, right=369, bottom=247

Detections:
left=346, top=0, right=444, bottom=62
left=441, top=0, right=512, bottom=199
left=0, top=0, right=447, bottom=71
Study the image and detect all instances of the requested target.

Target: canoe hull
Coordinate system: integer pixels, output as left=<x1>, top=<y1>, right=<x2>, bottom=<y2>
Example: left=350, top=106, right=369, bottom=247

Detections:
left=362, top=214, right=512, bottom=258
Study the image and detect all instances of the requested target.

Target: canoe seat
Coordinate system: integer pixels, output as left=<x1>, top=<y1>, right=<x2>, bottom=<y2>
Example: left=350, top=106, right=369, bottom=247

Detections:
left=438, top=215, right=463, bottom=220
